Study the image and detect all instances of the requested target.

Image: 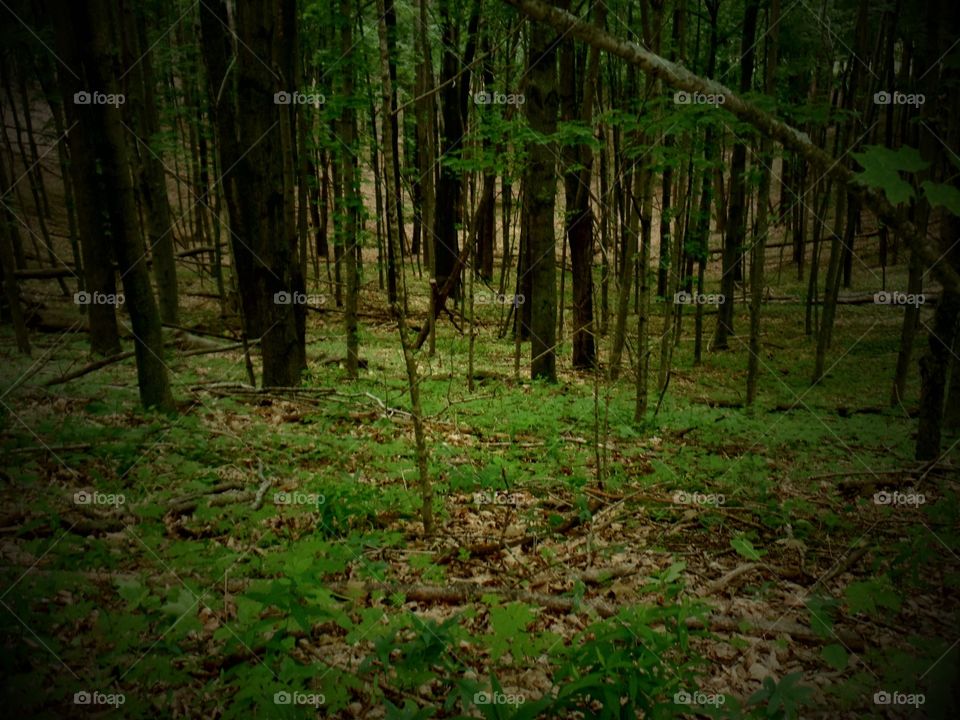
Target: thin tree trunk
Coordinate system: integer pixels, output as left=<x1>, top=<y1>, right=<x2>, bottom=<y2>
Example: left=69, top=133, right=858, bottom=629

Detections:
left=524, top=12, right=559, bottom=381
left=83, top=0, right=173, bottom=411
left=0, top=153, right=29, bottom=354
left=123, top=2, right=179, bottom=324
left=746, top=0, right=780, bottom=405
left=376, top=0, right=400, bottom=305
left=50, top=0, right=121, bottom=357
left=714, top=0, right=759, bottom=350
left=340, top=0, right=361, bottom=378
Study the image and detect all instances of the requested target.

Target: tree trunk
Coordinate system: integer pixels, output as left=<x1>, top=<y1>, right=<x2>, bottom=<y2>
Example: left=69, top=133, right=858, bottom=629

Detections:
left=122, top=1, right=179, bottom=324
left=0, top=152, right=29, bottom=355
left=339, top=0, right=361, bottom=378
left=200, top=0, right=306, bottom=388
left=433, top=0, right=479, bottom=300
left=812, top=186, right=846, bottom=384
left=559, top=0, right=603, bottom=370
left=83, top=0, right=173, bottom=411
left=608, top=165, right=638, bottom=381
left=524, top=12, right=559, bottom=382
left=50, top=0, right=122, bottom=357
left=713, top=0, right=758, bottom=350
left=746, top=0, right=780, bottom=405
left=414, top=0, right=436, bottom=278
left=376, top=0, right=400, bottom=305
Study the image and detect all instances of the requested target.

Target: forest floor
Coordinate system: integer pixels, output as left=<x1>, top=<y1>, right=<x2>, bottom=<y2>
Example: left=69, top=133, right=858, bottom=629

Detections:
left=1, top=260, right=958, bottom=719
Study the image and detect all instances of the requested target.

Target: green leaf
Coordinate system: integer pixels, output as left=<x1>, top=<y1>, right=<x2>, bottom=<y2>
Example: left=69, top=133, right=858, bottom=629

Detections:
left=845, top=576, right=901, bottom=617
left=805, top=595, right=837, bottom=637
left=731, top=536, right=765, bottom=561
left=748, top=672, right=812, bottom=719
left=821, top=644, right=848, bottom=670
left=486, top=602, right=537, bottom=662
left=921, top=181, right=960, bottom=215
left=852, top=145, right=928, bottom=205
left=115, top=577, right=148, bottom=609
left=160, top=587, right=197, bottom=617
left=660, top=561, right=687, bottom=585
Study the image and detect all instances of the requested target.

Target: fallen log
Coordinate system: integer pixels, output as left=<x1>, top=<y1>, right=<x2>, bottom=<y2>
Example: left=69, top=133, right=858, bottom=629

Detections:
left=45, top=341, right=251, bottom=387
left=325, top=580, right=865, bottom=649
left=14, top=267, right=77, bottom=280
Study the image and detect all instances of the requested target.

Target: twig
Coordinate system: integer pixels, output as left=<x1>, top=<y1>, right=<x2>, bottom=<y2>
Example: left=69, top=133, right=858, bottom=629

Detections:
left=46, top=342, right=251, bottom=387
left=700, top=563, right=761, bottom=596
left=810, top=542, right=869, bottom=590
left=251, top=459, right=272, bottom=510
left=167, top=480, right=246, bottom=515
left=4, top=443, right=91, bottom=455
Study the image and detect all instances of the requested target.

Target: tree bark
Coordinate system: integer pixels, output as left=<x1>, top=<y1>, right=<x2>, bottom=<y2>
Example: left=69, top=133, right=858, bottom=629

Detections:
left=713, top=0, right=758, bottom=350
left=50, top=3, right=121, bottom=357
left=746, top=0, right=780, bottom=405
left=339, top=0, right=361, bottom=378
left=559, top=0, right=603, bottom=370
left=200, top=0, right=306, bottom=387
left=121, top=1, right=179, bottom=324
left=0, top=152, right=30, bottom=355
left=81, top=0, right=174, bottom=411
left=376, top=0, right=400, bottom=305
left=524, top=10, right=559, bottom=382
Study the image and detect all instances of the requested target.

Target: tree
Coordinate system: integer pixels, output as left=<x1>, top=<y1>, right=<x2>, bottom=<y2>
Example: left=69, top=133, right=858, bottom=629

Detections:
left=523, top=7, right=559, bottom=382
left=54, top=0, right=174, bottom=411
left=746, top=0, right=780, bottom=405
left=558, top=0, right=603, bottom=370
left=199, top=0, right=306, bottom=388
left=120, top=1, right=178, bottom=325
left=339, top=0, right=361, bottom=378
left=0, top=151, right=30, bottom=355
left=713, top=0, right=758, bottom=351
left=433, top=0, right=479, bottom=299
left=51, top=1, right=121, bottom=358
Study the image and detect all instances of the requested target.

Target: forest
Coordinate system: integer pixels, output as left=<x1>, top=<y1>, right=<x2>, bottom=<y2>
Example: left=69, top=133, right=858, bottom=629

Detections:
left=0, top=0, right=958, bottom=717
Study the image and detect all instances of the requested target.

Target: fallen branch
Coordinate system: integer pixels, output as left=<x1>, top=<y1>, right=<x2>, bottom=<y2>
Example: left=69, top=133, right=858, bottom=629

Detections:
left=14, top=266, right=77, bottom=280
left=811, top=542, right=869, bottom=590
left=4, top=443, right=91, bottom=455
left=325, top=580, right=864, bottom=649
left=168, top=480, right=246, bottom=515
left=327, top=580, right=620, bottom=618
left=251, top=459, right=272, bottom=511
left=690, top=615, right=864, bottom=651
left=46, top=342, right=251, bottom=387
left=700, top=563, right=761, bottom=596
left=45, top=350, right=135, bottom=386
left=436, top=498, right=607, bottom=564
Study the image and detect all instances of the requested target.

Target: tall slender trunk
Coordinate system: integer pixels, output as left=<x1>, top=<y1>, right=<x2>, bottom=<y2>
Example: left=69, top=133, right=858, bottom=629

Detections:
left=376, top=0, right=400, bottom=305
left=714, top=0, right=759, bottom=350
left=0, top=152, right=30, bottom=355
left=746, top=0, right=780, bottom=405
left=524, top=14, right=559, bottom=381
left=85, top=0, right=173, bottom=410
left=122, top=1, right=179, bottom=324
left=340, top=0, right=361, bottom=378
left=51, top=0, right=121, bottom=357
